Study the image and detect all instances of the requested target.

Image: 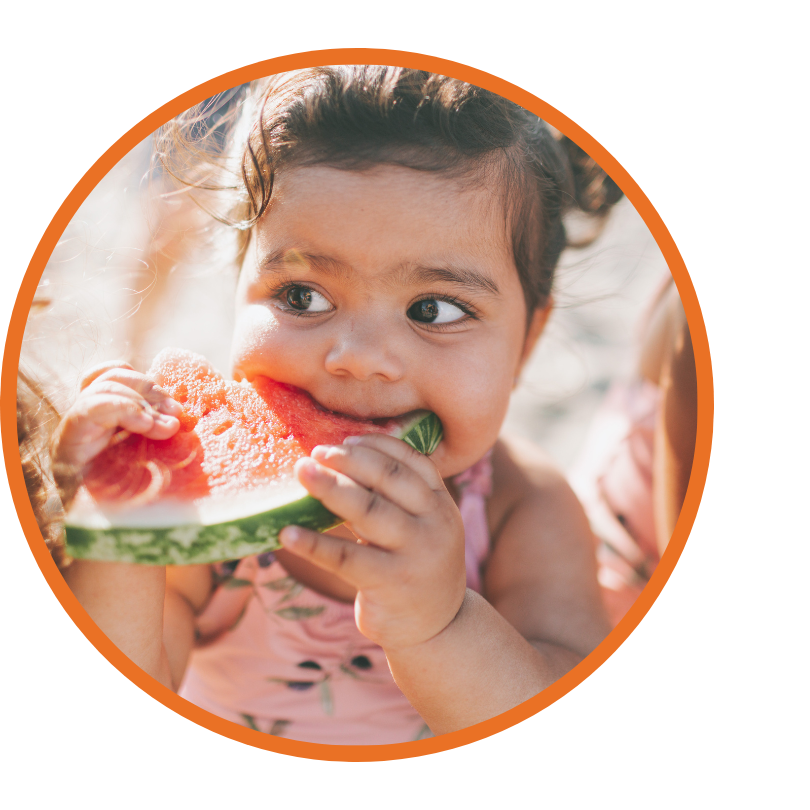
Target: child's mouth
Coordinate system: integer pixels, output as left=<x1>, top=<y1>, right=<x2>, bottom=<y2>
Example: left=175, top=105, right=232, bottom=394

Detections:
left=309, top=395, right=418, bottom=428
left=244, top=375, right=419, bottom=430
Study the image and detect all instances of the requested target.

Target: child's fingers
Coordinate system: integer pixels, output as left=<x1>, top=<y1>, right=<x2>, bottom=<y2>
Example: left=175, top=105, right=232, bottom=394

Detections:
left=97, top=397, right=179, bottom=440
left=74, top=393, right=178, bottom=440
left=279, top=525, right=391, bottom=588
left=56, top=397, right=152, bottom=467
left=61, top=395, right=151, bottom=439
left=85, top=380, right=164, bottom=416
left=110, top=399, right=163, bottom=435
left=56, top=391, right=180, bottom=468
left=87, top=372, right=183, bottom=416
left=310, top=443, right=437, bottom=516
left=80, top=361, right=135, bottom=389
left=342, top=433, right=445, bottom=491
left=139, top=413, right=181, bottom=440
left=294, top=458, right=413, bottom=549
left=80, top=394, right=178, bottom=437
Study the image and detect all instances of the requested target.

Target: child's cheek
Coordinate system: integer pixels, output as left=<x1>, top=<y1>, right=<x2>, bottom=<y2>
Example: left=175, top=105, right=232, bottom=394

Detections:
left=430, top=382, right=511, bottom=478
left=229, top=305, right=283, bottom=378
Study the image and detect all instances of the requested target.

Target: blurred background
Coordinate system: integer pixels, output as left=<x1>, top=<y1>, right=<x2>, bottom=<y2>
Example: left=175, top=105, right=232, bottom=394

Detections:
left=22, top=133, right=670, bottom=476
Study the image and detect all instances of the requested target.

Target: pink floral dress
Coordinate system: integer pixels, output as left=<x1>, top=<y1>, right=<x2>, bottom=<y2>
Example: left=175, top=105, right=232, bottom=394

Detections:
left=179, top=454, right=493, bottom=745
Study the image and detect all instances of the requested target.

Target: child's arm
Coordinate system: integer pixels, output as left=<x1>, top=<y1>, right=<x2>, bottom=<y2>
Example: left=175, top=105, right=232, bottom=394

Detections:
left=55, top=363, right=199, bottom=691
left=163, top=565, right=213, bottom=689
left=62, top=561, right=209, bottom=691
left=280, top=434, right=611, bottom=735
left=62, top=560, right=174, bottom=688
left=651, top=300, right=697, bottom=555
left=388, top=439, right=610, bottom=732
left=639, top=282, right=698, bottom=554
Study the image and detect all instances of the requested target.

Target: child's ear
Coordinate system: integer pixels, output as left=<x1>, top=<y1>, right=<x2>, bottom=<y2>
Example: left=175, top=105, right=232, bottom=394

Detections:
left=516, top=300, right=553, bottom=381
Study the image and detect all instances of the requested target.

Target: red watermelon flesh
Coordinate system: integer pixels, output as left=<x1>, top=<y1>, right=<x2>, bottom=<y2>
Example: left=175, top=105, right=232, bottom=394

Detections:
left=82, top=348, right=400, bottom=506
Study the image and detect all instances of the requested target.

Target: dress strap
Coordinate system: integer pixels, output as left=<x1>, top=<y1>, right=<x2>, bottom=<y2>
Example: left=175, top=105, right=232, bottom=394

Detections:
left=452, top=450, right=494, bottom=593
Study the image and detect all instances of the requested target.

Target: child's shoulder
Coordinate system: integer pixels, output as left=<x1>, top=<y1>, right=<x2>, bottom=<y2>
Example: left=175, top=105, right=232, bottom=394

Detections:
left=485, top=435, right=610, bottom=654
left=488, top=433, right=587, bottom=537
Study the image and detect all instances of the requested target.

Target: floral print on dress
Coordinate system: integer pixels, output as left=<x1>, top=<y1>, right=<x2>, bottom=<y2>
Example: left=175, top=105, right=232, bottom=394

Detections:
left=240, top=714, right=292, bottom=736
left=265, top=655, right=387, bottom=716
left=197, top=555, right=327, bottom=642
left=197, top=553, right=391, bottom=731
left=186, top=454, right=494, bottom=743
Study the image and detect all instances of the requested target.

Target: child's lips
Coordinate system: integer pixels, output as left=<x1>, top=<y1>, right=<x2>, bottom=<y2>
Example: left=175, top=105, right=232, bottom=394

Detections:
left=310, top=395, right=420, bottom=427
left=241, top=374, right=420, bottom=427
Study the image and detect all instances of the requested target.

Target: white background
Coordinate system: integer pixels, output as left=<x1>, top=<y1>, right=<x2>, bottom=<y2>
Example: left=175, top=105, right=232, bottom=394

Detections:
left=3, top=3, right=807, bottom=807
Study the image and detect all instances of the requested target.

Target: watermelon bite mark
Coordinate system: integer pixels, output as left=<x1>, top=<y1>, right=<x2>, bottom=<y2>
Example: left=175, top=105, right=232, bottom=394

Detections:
left=64, top=349, right=443, bottom=565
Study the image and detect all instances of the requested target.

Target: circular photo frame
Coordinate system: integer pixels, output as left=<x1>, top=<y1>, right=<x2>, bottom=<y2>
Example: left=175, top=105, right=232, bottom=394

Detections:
left=2, top=48, right=713, bottom=761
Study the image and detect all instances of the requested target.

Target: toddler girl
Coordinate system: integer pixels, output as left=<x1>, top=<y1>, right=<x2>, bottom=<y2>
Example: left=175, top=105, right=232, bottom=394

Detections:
left=572, top=275, right=697, bottom=625
left=54, top=67, right=621, bottom=744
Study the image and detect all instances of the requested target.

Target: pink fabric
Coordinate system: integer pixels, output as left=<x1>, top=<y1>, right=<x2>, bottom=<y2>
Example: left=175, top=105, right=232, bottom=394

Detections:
left=571, top=380, right=661, bottom=626
left=454, top=451, right=493, bottom=593
left=180, top=454, right=494, bottom=745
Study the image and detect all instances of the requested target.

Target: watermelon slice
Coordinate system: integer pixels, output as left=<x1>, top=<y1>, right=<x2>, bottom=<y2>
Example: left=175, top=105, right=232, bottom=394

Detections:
left=64, top=349, right=442, bottom=566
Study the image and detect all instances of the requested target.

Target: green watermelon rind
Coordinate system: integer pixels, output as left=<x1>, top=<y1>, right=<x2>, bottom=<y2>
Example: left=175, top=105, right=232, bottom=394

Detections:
left=64, top=411, right=442, bottom=566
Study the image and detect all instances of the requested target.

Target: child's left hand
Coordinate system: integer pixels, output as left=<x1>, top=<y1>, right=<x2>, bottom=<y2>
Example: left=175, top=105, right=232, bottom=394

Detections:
left=279, top=434, right=467, bottom=652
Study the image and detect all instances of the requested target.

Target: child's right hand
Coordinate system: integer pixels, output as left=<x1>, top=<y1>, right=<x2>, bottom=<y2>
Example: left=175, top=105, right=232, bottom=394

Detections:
left=53, top=361, right=182, bottom=469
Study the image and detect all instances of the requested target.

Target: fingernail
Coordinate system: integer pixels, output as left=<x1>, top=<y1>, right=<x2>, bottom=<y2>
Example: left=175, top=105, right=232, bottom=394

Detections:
left=157, top=398, right=183, bottom=416
left=296, top=457, right=321, bottom=476
left=343, top=436, right=362, bottom=445
left=279, top=526, right=300, bottom=547
left=311, top=445, right=339, bottom=460
left=154, top=413, right=178, bottom=426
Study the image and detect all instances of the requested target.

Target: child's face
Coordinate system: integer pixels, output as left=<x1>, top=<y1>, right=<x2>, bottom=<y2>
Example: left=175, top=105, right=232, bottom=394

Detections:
left=231, top=164, right=545, bottom=478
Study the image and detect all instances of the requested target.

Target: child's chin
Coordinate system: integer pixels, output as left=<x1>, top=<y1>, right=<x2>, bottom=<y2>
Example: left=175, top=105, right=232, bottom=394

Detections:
left=430, top=444, right=465, bottom=479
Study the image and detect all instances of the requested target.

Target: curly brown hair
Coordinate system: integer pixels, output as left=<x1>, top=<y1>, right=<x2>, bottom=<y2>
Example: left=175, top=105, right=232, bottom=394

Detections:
left=158, top=66, right=622, bottom=319
left=17, top=370, right=73, bottom=568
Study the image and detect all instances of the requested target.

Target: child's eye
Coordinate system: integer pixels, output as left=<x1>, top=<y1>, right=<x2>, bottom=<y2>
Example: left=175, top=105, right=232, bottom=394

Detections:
left=285, top=286, right=331, bottom=313
left=407, top=299, right=468, bottom=325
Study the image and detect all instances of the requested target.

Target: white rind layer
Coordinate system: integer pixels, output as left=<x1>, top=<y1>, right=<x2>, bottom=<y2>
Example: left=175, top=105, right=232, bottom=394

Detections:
left=63, top=409, right=442, bottom=565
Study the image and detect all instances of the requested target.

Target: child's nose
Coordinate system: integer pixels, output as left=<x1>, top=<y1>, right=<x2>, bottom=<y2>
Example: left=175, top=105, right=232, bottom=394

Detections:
left=324, top=322, right=405, bottom=382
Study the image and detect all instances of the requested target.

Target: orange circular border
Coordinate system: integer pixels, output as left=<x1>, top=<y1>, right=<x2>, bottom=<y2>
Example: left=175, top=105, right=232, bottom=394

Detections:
left=2, top=48, right=713, bottom=762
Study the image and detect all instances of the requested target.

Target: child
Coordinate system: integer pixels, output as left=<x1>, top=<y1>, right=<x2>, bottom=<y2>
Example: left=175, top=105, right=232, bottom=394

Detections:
left=54, top=67, right=622, bottom=744
left=569, top=275, right=697, bottom=625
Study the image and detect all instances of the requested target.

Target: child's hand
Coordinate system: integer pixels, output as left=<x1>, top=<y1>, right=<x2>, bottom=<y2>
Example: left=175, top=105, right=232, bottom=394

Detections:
left=280, top=434, right=467, bottom=652
left=53, top=361, right=183, bottom=469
